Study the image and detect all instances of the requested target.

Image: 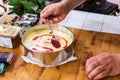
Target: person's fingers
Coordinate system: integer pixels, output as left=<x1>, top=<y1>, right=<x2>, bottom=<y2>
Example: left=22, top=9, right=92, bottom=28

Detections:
left=86, top=53, right=108, bottom=68
left=40, top=6, right=54, bottom=23
left=40, top=6, right=48, bottom=14
left=49, top=17, right=62, bottom=24
left=40, top=7, right=49, bottom=19
left=85, top=60, right=101, bottom=75
left=40, top=12, right=60, bottom=24
left=86, top=57, right=97, bottom=68
left=93, top=69, right=110, bottom=80
left=41, top=18, right=47, bottom=23
left=41, top=17, right=61, bottom=24
left=87, top=65, right=106, bottom=79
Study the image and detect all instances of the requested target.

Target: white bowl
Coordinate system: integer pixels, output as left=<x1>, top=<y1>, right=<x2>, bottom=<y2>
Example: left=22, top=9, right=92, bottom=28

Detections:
left=0, top=4, right=9, bottom=24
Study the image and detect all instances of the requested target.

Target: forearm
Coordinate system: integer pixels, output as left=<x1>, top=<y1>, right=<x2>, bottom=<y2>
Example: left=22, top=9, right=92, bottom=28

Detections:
left=61, top=0, right=86, bottom=12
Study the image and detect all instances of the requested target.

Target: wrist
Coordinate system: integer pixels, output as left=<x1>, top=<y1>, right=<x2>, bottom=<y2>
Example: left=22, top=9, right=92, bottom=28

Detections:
left=61, top=0, right=86, bottom=11
left=60, top=1, right=70, bottom=14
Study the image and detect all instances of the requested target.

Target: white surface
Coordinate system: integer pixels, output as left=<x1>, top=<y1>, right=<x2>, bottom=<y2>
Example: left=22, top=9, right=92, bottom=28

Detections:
left=104, top=15, right=120, bottom=25
left=0, top=0, right=3, bottom=4
left=0, top=3, right=9, bottom=24
left=65, top=10, right=88, bottom=29
left=101, top=23, right=120, bottom=34
left=0, top=37, right=13, bottom=48
left=59, top=10, right=120, bottom=34
left=82, top=20, right=103, bottom=32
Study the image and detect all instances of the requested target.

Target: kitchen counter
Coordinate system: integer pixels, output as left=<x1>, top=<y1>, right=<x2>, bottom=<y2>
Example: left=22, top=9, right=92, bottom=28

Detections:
left=0, top=28, right=120, bottom=80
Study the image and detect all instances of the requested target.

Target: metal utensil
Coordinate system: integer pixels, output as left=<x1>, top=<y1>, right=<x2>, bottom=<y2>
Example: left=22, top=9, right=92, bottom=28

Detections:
left=46, top=19, right=61, bottom=48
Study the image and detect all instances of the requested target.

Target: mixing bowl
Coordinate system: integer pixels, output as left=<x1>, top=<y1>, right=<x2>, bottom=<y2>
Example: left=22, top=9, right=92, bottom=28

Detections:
left=22, top=24, right=74, bottom=66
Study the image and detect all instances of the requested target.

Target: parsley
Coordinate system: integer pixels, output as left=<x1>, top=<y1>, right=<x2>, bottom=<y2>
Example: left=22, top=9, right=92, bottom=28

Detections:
left=8, top=0, right=46, bottom=16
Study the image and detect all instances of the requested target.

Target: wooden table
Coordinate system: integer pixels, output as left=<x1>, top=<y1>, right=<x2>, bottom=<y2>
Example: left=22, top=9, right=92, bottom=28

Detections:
left=0, top=27, right=120, bottom=80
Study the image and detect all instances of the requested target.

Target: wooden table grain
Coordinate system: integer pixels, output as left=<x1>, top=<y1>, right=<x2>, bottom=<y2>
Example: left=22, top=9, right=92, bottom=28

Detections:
left=0, top=27, right=120, bottom=80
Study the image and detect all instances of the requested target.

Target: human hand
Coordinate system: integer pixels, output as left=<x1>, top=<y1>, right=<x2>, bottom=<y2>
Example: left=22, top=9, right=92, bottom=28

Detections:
left=40, top=2, right=69, bottom=24
left=85, top=52, right=120, bottom=80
